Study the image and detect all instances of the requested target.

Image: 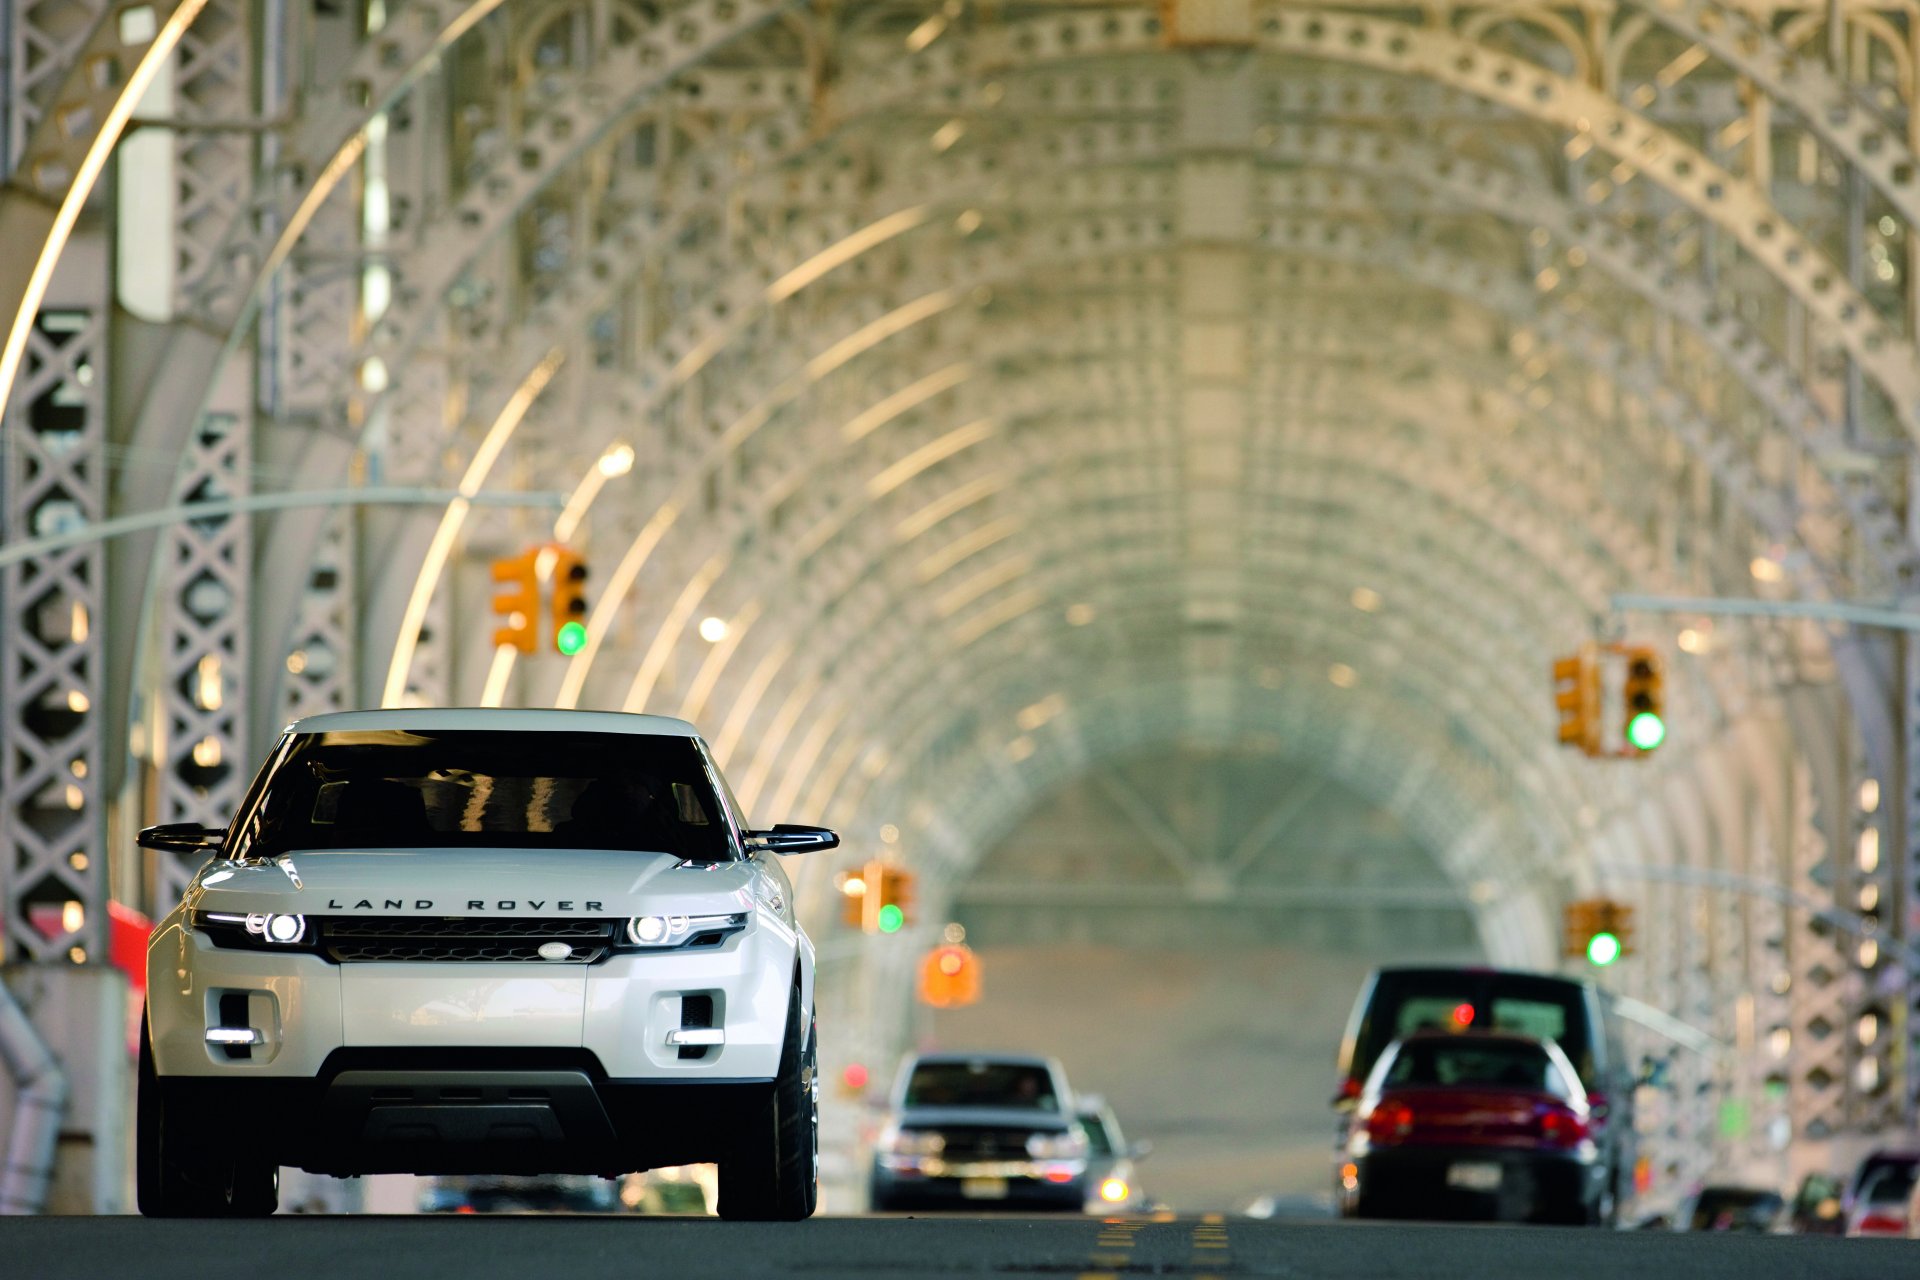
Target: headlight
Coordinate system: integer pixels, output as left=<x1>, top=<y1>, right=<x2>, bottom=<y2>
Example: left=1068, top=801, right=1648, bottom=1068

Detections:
left=620, top=912, right=747, bottom=949
left=881, top=1127, right=946, bottom=1157
left=196, top=910, right=312, bottom=948
left=1026, top=1131, right=1088, bottom=1160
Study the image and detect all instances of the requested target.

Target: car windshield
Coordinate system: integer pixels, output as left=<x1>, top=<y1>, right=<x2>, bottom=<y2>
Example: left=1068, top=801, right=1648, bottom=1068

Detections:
left=228, top=729, right=734, bottom=860
left=1380, top=1039, right=1574, bottom=1098
left=1079, top=1113, right=1116, bottom=1157
left=904, top=1061, right=1059, bottom=1111
left=1690, top=1189, right=1782, bottom=1230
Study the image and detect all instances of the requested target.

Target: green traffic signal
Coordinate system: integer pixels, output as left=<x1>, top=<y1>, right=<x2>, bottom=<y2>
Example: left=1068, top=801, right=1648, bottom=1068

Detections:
left=1626, top=711, right=1666, bottom=751
left=1586, top=931, right=1622, bottom=966
left=556, top=620, right=588, bottom=655
left=877, top=903, right=904, bottom=934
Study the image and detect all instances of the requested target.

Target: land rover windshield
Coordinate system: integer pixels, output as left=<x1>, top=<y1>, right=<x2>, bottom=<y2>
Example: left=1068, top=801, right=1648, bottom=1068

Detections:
left=226, top=729, right=735, bottom=860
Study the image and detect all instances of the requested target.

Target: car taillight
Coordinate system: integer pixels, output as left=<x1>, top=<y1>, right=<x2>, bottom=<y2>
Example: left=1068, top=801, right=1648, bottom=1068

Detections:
left=1856, top=1212, right=1906, bottom=1236
left=1365, top=1100, right=1415, bottom=1144
left=1537, top=1107, right=1588, bottom=1148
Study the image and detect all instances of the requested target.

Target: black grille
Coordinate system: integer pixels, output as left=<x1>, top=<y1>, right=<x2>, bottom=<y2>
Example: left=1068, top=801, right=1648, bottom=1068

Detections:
left=317, top=917, right=620, bottom=964
left=928, top=1127, right=1042, bottom=1161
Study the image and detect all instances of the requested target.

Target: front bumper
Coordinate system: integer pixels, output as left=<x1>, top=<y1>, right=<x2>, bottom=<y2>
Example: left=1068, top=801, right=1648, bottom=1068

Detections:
left=870, top=1160, right=1087, bottom=1212
left=147, top=916, right=797, bottom=1081
left=155, top=1047, right=772, bottom=1175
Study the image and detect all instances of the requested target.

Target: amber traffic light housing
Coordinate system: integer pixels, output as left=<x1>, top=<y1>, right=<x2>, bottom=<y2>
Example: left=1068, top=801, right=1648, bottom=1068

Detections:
left=1622, top=646, right=1665, bottom=753
left=1552, top=646, right=1601, bottom=757
left=1562, top=898, right=1634, bottom=965
left=490, top=549, right=540, bottom=653
left=550, top=547, right=589, bottom=655
left=918, top=943, right=982, bottom=1008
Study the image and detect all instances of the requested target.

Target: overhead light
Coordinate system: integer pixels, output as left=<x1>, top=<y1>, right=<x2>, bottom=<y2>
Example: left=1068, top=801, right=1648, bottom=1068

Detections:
left=598, top=443, right=635, bottom=477
left=1350, top=587, right=1382, bottom=613
left=1749, top=555, right=1785, bottom=583
left=904, top=12, right=947, bottom=51
left=1328, top=663, right=1357, bottom=689
left=698, top=616, right=729, bottom=643
left=1065, top=602, right=1095, bottom=626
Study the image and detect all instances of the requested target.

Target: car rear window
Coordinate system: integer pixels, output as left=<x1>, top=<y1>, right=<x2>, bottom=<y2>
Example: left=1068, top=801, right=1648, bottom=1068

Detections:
left=1860, top=1165, right=1918, bottom=1205
left=229, top=729, right=733, bottom=860
left=904, top=1061, right=1059, bottom=1111
left=1380, top=1040, right=1574, bottom=1098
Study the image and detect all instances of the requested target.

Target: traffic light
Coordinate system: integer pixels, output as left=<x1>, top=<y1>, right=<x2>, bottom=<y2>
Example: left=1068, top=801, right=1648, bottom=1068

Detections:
left=836, top=866, right=870, bottom=929
left=1622, top=646, right=1665, bottom=753
left=918, top=942, right=982, bottom=1008
left=551, top=547, right=589, bottom=655
left=490, top=549, right=540, bottom=653
left=1563, top=898, right=1634, bottom=965
left=1552, top=647, right=1601, bottom=756
left=875, top=865, right=914, bottom=934
left=837, top=860, right=916, bottom=933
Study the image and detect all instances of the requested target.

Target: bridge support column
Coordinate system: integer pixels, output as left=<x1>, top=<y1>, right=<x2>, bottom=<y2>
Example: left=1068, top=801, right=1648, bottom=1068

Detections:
left=0, top=965, right=129, bottom=1213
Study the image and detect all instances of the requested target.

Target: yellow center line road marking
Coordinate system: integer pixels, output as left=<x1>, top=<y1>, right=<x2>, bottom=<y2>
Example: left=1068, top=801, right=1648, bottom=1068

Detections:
left=1189, top=1215, right=1233, bottom=1267
left=1080, top=1214, right=1149, bottom=1280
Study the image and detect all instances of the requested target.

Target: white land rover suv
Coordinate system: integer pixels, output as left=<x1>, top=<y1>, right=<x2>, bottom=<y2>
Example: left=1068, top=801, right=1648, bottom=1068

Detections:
left=136, top=708, right=834, bottom=1220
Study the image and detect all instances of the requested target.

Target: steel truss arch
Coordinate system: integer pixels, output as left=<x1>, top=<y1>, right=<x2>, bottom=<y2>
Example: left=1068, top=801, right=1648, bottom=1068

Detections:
left=529, top=224, right=1837, bottom=723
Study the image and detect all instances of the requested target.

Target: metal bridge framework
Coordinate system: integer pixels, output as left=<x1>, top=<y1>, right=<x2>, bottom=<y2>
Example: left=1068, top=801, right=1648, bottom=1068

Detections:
left=4, top=0, right=1920, bottom=1198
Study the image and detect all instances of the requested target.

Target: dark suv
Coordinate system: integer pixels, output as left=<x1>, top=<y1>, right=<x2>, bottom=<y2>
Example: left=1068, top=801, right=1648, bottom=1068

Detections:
left=1334, top=966, right=1635, bottom=1222
left=869, top=1053, right=1088, bottom=1212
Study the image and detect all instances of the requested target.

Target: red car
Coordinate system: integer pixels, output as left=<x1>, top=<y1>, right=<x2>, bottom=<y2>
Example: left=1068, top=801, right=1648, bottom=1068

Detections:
left=1339, top=1030, right=1610, bottom=1225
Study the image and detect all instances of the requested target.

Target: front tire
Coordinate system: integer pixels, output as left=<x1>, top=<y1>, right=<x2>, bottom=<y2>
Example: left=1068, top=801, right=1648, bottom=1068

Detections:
left=717, top=995, right=817, bottom=1221
left=137, top=1014, right=278, bottom=1218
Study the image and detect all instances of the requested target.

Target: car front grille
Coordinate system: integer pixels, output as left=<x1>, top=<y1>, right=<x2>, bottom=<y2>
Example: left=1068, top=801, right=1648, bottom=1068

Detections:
left=317, top=916, right=620, bottom=964
left=933, top=1127, right=1041, bottom=1161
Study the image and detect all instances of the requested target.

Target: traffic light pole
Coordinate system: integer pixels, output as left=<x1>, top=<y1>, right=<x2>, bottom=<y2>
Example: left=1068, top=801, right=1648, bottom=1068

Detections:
left=1611, top=593, right=1920, bottom=633
left=1609, top=862, right=1920, bottom=970
left=0, top=486, right=566, bottom=570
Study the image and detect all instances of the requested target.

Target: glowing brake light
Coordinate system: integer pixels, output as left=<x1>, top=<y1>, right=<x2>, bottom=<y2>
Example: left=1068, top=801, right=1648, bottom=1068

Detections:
left=1365, top=1100, right=1415, bottom=1144
left=1450, top=1002, right=1475, bottom=1027
left=1537, top=1108, right=1589, bottom=1147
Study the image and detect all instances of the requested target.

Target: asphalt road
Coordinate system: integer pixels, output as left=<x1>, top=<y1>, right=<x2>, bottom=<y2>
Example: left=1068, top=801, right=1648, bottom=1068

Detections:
left=3, top=1213, right=1910, bottom=1279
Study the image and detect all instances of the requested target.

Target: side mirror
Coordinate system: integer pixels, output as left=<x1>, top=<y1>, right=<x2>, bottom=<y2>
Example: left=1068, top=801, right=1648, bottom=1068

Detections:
left=744, top=824, right=839, bottom=854
left=137, top=822, right=225, bottom=853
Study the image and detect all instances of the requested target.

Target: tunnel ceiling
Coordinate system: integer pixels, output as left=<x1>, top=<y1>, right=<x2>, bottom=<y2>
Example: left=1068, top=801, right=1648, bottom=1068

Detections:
left=54, top=2, right=1888, bottom=935
left=1, top=0, right=1916, bottom=1175
left=344, top=2, right=1897, bottom=943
